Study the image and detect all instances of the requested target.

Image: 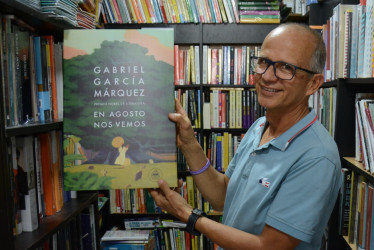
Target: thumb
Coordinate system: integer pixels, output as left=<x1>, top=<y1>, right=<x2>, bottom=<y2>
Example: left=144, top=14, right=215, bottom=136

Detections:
left=168, top=112, right=182, bottom=123
left=157, top=179, right=172, bottom=194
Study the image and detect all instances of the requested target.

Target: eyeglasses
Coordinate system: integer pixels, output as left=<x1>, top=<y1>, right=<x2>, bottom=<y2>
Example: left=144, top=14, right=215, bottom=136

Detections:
left=251, top=56, right=317, bottom=80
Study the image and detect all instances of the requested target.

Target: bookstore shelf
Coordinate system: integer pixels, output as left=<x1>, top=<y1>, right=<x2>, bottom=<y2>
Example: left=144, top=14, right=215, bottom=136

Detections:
left=343, top=157, right=374, bottom=184
left=343, top=236, right=357, bottom=250
left=202, top=24, right=278, bottom=44
left=5, top=122, right=63, bottom=137
left=3, top=0, right=351, bottom=248
left=14, top=193, right=99, bottom=250
left=105, top=23, right=202, bottom=44
left=0, top=0, right=75, bottom=34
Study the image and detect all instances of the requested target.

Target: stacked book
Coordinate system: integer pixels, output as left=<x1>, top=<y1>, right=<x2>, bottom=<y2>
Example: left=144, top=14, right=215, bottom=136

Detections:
left=40, top=0, right=79, bottom=26
left=238, top=0, right=280, bottom=23
left=101, top=229, right=155, bottom=250
left=15, top=0, right=41, bottom=10
left=39, top=0, right=98, bottom=28
left=77, top=6, right=97, bottom=28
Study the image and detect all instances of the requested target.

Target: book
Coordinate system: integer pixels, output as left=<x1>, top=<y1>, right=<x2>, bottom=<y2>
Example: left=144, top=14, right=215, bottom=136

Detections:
left=63, top=28, right=177, bottom=190
left=348, top=171, right=358, bottom=243
left=13, top=24, right=33, bottom=125
left=124, top=217, right=161, bottom=229
left=365, top=184, right=373, bottom=250
left=39, top=132, right=57, bottom=216
left=16, top=136, right=39, bottom=232
left=42, top=35, right=58, bottom=121
left=339, top=168, right=352, bottom=236
left=101, top=229, right=153, bottom=241
left=33, top=36, right=51, bottom=123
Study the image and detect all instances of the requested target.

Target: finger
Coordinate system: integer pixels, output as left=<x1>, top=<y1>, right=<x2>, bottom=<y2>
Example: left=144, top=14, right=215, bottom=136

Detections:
left=157, top=179, right=172, bottom=195
left=168, top=112, right=183, bottom=123
left=174, top=98, right=187, bottom=116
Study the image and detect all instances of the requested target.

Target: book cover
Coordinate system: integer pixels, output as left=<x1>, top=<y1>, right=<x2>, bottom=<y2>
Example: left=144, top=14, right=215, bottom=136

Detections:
left=63, top=28, right=177, bottom=190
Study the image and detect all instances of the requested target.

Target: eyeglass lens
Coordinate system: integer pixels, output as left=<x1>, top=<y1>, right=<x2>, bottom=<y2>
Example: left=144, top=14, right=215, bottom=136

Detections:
left=252, top=57, right=296, bottom=80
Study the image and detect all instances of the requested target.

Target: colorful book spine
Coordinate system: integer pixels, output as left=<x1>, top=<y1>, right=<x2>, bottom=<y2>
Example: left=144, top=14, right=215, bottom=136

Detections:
left=33, top=36, right=51, bottom=123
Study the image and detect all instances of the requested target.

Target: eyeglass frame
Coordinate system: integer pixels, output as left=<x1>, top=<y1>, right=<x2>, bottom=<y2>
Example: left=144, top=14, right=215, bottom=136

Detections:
left=251, top=56, right=318, bottom=80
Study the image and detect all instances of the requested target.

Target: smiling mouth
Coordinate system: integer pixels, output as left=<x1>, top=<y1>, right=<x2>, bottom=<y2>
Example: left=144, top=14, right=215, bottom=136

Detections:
left=262, top=86, right=281, bottom=93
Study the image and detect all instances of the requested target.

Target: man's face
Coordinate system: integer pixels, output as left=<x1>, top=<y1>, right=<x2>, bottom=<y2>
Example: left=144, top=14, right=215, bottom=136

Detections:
left=255, top=27, right=316, bottom=114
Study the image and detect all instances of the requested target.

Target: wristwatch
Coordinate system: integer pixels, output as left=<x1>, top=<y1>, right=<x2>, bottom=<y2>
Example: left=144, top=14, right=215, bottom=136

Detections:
left=186, top=208, right=206, bottom=236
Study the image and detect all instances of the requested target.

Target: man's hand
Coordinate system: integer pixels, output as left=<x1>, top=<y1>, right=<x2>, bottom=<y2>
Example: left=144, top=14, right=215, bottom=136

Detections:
left=168, top=99, right=198, bottom=150
left=149, top=179, right=192, bottom=222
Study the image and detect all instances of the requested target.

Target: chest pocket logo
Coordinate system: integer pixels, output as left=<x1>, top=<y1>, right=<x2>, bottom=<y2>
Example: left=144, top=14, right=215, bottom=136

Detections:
left=259, top=178, right=270, bottom=188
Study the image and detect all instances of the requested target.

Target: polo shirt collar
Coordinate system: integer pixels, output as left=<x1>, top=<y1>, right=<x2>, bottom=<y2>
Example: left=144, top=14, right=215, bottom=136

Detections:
left=260, top=109, right=318, bottom=151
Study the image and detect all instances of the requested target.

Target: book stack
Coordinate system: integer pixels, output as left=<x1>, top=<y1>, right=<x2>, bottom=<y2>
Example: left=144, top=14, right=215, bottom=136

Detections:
left=355, top=93, right=374, bottom=173
left=101, top=229, right=155, bottom=250
left=77, top=6, right=97, bottom=28
left=40, top=0, right=79, bottom=26
left=15, top=0, right=41, bottom=10
left=238, top=0, right=280, bottom=23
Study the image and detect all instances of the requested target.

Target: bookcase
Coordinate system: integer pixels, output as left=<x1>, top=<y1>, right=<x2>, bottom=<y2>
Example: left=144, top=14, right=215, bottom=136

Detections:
left=1, top=0, right=356, bottom=249
left=308, top=0, right=374, bottom=249
left=0, top=1, right=100, bottom=250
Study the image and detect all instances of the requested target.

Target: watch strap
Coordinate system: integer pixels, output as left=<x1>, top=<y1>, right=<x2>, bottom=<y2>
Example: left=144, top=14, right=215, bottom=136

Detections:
left=186, top=209, right=205, bottom=236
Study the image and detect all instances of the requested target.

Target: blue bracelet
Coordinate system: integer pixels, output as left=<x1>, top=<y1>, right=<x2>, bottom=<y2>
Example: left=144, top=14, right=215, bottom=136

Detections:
left=190, top=159, right=210, bottom=175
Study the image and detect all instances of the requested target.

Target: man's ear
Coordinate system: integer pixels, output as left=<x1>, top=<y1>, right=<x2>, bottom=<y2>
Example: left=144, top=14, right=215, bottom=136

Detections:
left=306, top=74, right=324, bottom=96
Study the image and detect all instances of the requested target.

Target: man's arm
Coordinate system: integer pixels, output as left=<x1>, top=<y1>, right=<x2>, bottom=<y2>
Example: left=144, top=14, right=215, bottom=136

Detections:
left=196, top=217, right=301, bottom=250
left=150, top=179, right=301, bottom=250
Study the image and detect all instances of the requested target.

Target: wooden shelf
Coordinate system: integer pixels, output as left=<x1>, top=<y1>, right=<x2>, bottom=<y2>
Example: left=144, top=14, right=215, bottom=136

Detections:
left=343, top=157, right=374, bottom=183
left=343, top=236, right=357, bottom=250
left=14, top=193, right=98, bottom=250
left=5, top=121, right=63, bottom=137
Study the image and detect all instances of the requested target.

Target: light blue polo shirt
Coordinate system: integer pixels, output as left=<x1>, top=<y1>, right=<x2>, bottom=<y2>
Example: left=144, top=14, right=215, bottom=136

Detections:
left=223, top=109, right=342, bottom=250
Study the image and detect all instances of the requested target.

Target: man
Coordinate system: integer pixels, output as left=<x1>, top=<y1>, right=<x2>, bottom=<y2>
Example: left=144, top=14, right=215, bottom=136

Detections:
left=150, top=23, right=342, bottom=250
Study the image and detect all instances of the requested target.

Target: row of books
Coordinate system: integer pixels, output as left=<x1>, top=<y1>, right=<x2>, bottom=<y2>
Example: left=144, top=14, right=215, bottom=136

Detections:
left=109, top=189, right=159, bottom=214
left=355, top=93, right=374, bottom=173
left=8, top=131, right=72, bottom=235
left=309, top=87, right=337, bottom=137
left=101, top=226, right=218, bottom=250
left=205, top=132, right=244, bottom=172
left=176, top=87, right=265, bottom=133
left=109, top=176, right=220, bottom=215
left=238, top=0, right=280, bottom=23
left=174, top=44, right=262, bottom=86
left=176, top=89, right=201, bottom=129
left=1, top=15, right=63, bottom=127
left=322, top=2, right=374, bottom=81
left=35, top=210, right=97, bottom=249
left=100, top=0, right=241, bottom=24
left=204, top=88, right=265, bottom=129
left=340, top=170, right=374, bottom=250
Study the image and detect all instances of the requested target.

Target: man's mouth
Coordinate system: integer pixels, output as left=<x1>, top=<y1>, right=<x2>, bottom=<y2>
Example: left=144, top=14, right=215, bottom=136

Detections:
left=262, top=86, right=281, bottom=93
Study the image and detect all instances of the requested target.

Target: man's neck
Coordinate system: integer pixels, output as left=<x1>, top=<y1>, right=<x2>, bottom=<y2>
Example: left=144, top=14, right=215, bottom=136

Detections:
left=264, top=106, right=310, bottom=139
